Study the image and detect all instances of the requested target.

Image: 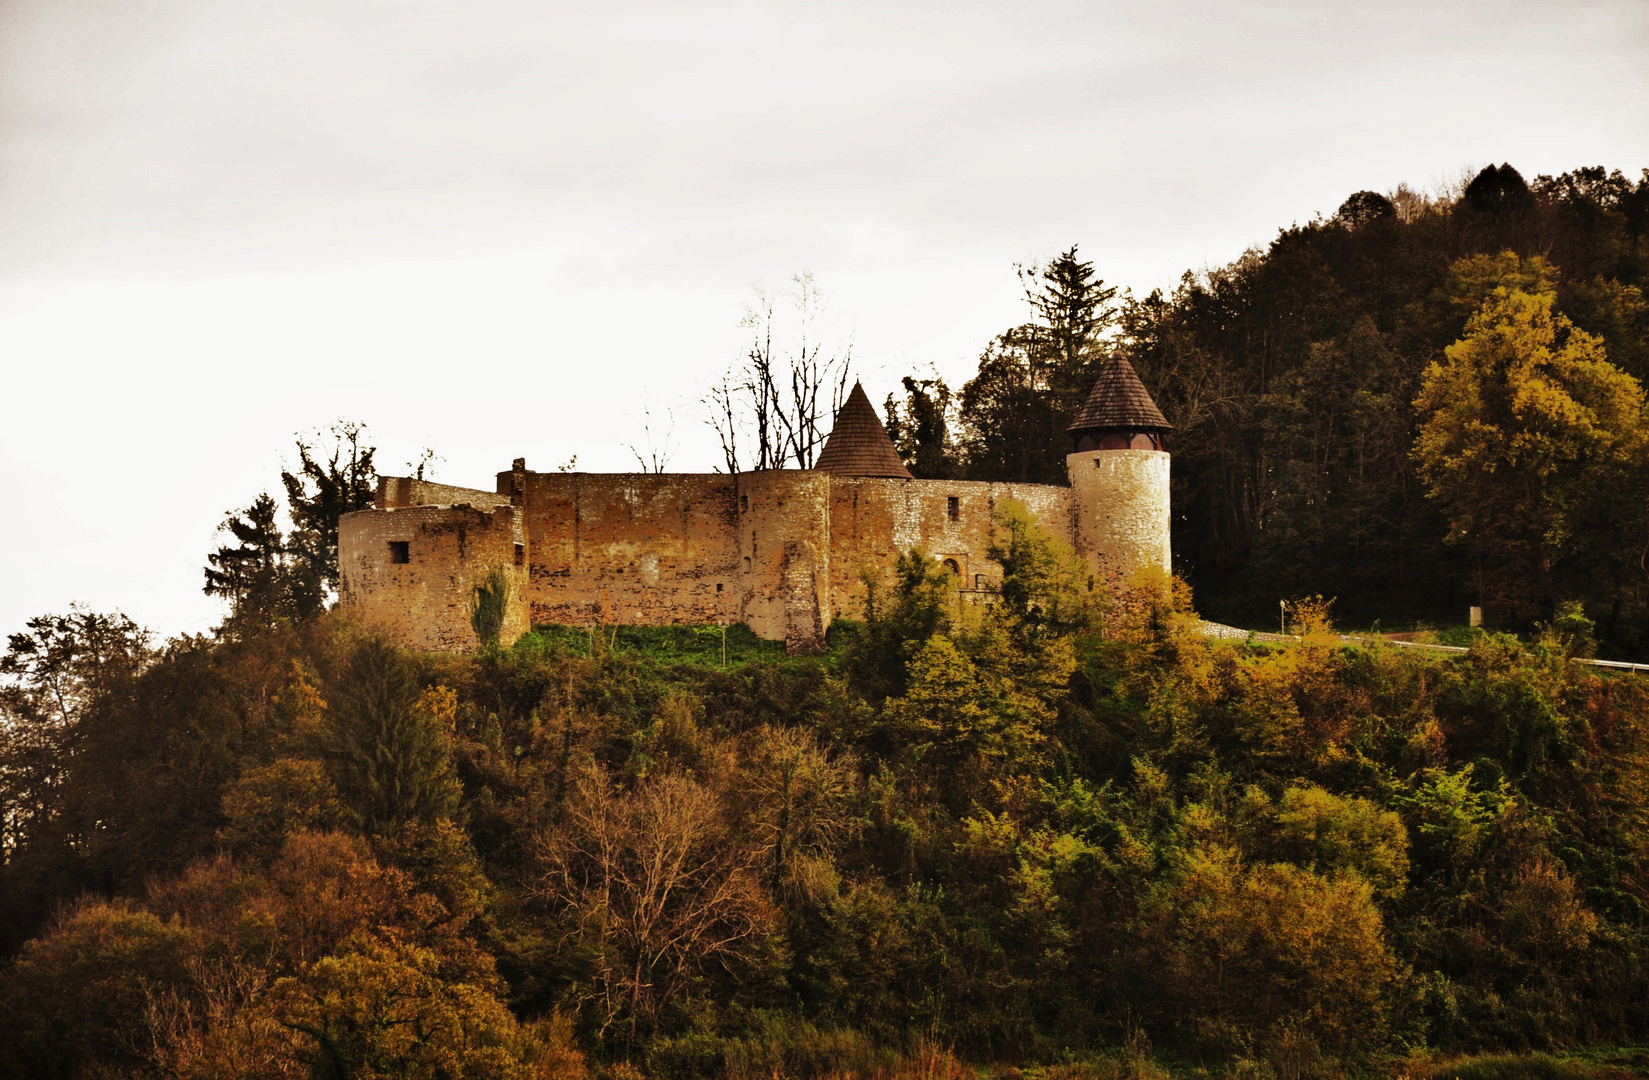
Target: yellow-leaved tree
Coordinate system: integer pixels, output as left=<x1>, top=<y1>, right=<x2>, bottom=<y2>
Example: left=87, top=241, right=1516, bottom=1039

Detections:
left=1413, top=255, right=1648, bottom=621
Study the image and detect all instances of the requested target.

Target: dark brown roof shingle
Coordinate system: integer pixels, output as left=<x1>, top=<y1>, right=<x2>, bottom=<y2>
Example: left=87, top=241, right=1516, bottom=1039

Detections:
left=813, top=382, right=913, bottom=478
left=1068, top=355, right=1171, bottom=432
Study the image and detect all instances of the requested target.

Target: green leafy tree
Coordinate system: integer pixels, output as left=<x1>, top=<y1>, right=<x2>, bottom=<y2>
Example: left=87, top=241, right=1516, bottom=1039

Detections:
left=884, top=375, right=959, bottom=479
left=204, top=492, right=326, bottom=628
left=844, top=550, right=955, bottom=703
left=325, top=643, right=461, bottom=836
left=0, top=609, right=154, bottom=948
left=0, top=607, right=151, bottom=730
left=282, top=421, right=379, bottom=597
left=272, top=934, right=531, bottom=1080
left=986, top=500, right=1094, bottom=636
left=959, top=246, right=1118, bottom=483
left=218, top=757, right=348, bottom=861
left=0, top=899, right=193, bottom=1078
left=1414, top=264, right=1648, bottom=621
left=1248, top=783, right=1410, bottom=900
left=1134, top=847, right=1397, bottom=1055
left=471, top=568, right=512, bottom=650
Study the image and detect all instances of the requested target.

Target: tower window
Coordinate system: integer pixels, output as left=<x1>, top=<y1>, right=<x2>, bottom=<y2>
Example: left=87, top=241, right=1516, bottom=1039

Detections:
left=514, top=543, right=525, bottom=566
left=741, top=494, right=748, bottom=512
left=388, top=541, right=410, bottom=564
left=947, top=496, right=960, bottom=521
left=716, top=582, right=724, bottom=593
left=941, top=558, right=960, bottom=575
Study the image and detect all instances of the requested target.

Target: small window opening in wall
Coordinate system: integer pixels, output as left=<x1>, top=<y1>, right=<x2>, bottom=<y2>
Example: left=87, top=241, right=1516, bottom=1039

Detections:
left=514, top=543, right=525, bottom=567
left=947, top=496, right=960, bottom=521
left=941, top=558, right=960, bottom=575
left=975, top=573, right=986, bottom=590
left=740, top=494, right=749, bottom=512
left=743, top=556, right=751, bottom=572
left=716, top=582, right=724, bottom=593
left=388, top=541, right=410, bottom=565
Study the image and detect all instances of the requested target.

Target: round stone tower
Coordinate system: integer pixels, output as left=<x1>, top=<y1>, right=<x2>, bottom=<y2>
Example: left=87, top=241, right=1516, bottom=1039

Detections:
left=1066, top=355, right=1172, bottom=585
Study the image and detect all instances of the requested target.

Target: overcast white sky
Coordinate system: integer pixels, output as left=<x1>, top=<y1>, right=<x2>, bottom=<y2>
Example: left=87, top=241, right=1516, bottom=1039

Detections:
left=2, top=0, right=1646, bottom=639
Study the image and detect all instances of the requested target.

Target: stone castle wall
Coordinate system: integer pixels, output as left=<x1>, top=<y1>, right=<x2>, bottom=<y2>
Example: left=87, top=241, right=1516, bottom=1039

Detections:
left=378, top=476, right=512, bottom=511
left=339, top=452, right=1170, bottom=653
left=512, top=470, right=742, bottom=631
left=823, top=478, right=1075, bottom=621
left=338, top=499, right=529, bottom=652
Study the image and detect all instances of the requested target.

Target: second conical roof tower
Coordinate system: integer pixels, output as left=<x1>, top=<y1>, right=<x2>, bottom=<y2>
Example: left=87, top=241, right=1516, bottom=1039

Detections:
left=812, top=382, right=913, bottom=478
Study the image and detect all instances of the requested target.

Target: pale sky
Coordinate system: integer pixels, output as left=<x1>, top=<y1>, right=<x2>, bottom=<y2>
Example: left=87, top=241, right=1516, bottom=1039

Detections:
left=2, top=0, right=1646, bottom=639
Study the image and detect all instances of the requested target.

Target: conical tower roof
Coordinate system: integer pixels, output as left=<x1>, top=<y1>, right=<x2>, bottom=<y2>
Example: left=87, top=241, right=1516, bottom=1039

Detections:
left=813, top=382, right=913, bottom=478
left=1068, top=355, right=1171, bottom=432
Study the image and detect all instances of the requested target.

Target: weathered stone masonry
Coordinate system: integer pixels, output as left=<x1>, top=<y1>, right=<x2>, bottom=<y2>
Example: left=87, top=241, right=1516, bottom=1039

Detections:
left=339, top=359, right=1174, bottom=653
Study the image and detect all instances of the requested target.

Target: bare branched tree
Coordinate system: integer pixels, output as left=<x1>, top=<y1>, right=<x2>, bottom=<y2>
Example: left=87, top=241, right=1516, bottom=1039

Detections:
left=533, top=766, right=772, bottom=1042
left=705, top=272, right=852, bottom=473
left=406, top=447, right=442, bottom=481
left=140, top=957, right=291, bottom=1078
left=707, top=374, right=742, bottom=477
left=733, top=725, right=855, bottom=901
left=627, top=402, right=676, bottom=474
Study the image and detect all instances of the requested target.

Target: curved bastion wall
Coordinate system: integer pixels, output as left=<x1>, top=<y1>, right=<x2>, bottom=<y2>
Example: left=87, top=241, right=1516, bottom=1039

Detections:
left=1066, top=449, right=1173, bottom=585
left=338, top=452, right=1171, bottom=654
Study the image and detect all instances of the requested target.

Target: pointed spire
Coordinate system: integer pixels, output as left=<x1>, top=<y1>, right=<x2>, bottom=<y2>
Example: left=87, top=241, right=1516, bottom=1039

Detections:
left=1068, top=355, right=1171, bottom=434
left=813, top=382, right=913, bottom=478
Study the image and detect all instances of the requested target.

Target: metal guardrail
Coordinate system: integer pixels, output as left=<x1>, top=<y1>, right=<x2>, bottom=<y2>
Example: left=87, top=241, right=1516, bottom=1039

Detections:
left=1199, top=623, right=1647, bottom=674
left=1577, top=657, right=1649, bottom=673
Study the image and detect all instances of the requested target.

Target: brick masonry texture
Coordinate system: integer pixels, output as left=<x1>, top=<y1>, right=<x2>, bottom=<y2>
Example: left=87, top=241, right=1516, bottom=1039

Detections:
left=340, top=454, right=1170, bottom=654
left=1067, top=449, right=1172, bottom=586
left=339, top=500, right=528, bottom=652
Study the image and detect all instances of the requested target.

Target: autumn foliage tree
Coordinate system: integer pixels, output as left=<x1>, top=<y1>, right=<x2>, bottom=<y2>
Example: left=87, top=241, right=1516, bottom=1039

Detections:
left=1414, top=257, right=1649, bottom=621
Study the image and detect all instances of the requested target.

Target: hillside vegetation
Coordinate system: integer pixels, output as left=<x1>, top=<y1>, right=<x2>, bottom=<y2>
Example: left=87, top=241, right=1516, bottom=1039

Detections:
left=5, top=524, right=1649, bottom=1078
left=6, top=163, right=1649, bottom=1079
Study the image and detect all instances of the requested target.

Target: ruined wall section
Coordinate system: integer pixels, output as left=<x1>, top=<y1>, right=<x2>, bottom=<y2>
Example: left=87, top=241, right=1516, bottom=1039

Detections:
left=1066, top=449, right=1171, bottom=585
left=511, top=472, right=743, bottom=629
left=738, top=471, right=832, bottom=650
left=510, top=470, right=835, bottom=650
left=825, top=478, right=1075, bottom=622
left=339, top=502, right=529, bottom=652
left=377, top=476, right=511, bottom=511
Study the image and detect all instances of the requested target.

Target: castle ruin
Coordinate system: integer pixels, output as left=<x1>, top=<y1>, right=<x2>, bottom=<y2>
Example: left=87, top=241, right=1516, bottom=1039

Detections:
left=338, top=357, right=1172, bottom=652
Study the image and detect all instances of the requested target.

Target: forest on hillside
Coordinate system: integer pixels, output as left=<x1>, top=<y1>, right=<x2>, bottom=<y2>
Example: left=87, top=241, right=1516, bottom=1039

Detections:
left=5, top=164, right=1649, bottom=1080
left=887, top=164, right=1649, bottom=656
